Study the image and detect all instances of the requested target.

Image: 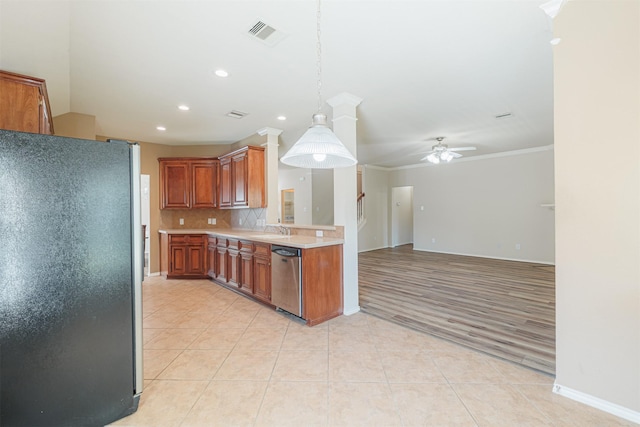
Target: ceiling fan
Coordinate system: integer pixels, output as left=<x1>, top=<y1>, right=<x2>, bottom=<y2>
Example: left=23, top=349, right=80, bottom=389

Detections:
left=420, top=137, right=476, bottom=164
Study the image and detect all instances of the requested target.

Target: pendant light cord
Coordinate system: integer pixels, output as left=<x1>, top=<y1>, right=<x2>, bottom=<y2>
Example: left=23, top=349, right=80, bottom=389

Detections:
left=316, top=0, right=323, bottom=114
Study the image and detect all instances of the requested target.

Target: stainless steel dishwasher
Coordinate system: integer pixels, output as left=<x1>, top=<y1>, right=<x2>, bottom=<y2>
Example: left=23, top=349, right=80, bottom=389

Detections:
left=271, top=245, right=302, bottom=317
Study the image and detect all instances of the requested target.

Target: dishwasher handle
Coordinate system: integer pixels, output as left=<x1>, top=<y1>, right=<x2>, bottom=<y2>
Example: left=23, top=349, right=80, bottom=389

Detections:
left=271, top=245, right=301, bottom=257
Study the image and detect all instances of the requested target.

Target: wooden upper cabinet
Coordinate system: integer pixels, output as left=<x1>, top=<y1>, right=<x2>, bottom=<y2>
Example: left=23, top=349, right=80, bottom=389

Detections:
left=160, top=160, right=190, bottom=209
left=219, top=157, right=232, bottom=208
left=219, top=146, right=265, bottom=209
left=159, top=158, right=218, bottom=209
left=191, top=160, right=218, bottom=208
left=0, top=70, right=54, bottom=135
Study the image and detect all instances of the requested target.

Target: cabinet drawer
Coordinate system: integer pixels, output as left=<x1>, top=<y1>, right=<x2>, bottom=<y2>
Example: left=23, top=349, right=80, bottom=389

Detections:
left=216, top=238, right=228, bottom=248
left=253, top=243, right=270, bottom=257
left=239, top=240, right=254, bottom=253
left=170, top=234, right=205, bottom=244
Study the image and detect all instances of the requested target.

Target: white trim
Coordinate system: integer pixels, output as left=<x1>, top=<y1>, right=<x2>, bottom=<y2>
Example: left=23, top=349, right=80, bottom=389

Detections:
left=358, top=245, right=388, bottom=253
left=363, top=164, right=393, bottom=172
left=332, top=114, right=358, bottom=123
left=147, top=272, right=161, bottom=277
left=389, top=145, right=555, bottom=171
left=326, top=92, right=363, bottom=108
left=257, top=127, right=283, bottom=136
left=411, top=247, right=555, bottom=265
left=343, top=306, right=361, bottom=316
left=553, top=383, right=640, bottom=424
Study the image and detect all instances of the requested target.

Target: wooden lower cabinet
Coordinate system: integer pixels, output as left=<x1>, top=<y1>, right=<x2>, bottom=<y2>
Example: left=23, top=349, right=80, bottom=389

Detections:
left=252, top=243, right=271, bottom=303
left=207, top=237, right=216, bottom=278
left=161, top=234, right=208, bottom=279
left=301, top=245, right=343, bottom=326
left=239, top=241, right=254, bottom=293
left=161, top=231, right=343, bottom=326
left=215, top=239, right=228, bottom=282
left=227, top=239, right=240, bottom=288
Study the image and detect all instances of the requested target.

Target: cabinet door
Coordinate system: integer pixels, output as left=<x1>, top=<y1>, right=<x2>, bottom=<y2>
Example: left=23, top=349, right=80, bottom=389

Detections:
left=219, top=158, right=232, bottom=208
left=239, top=252, right=253, bottom=293
left=191, top=160, right=218, bottom=208
left=160, top=161, right=190, bottom=209
left=187, top=244, right=206, bottom=275
left=253, top=255, right=271, bottom=303
left=207, top=241, right=217, bottom=279
left=215, top=247, right=227, bottom=282
left=0, top=70, right=53, bottom=135
left=170, top=245, right=187, bottom=275
left=227, top=249, right=239, bottom=287
left=231, top=152, right=248, bottom=207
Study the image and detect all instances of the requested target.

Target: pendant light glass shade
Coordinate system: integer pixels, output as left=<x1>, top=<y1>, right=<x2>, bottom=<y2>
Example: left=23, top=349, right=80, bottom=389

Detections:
left=280, top=113, right=357, bottom=169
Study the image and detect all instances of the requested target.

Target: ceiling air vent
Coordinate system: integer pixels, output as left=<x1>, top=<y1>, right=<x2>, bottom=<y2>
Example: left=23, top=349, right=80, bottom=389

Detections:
left=226, top=110, right=248, bottom=119
left=495, top=112, right=513, bottom=119
left=246, top=19, right=286, bottom=46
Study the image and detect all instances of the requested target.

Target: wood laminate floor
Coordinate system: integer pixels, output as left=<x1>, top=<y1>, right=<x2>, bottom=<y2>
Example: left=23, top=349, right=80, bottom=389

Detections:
left=358, top=245, right=556, bottom=375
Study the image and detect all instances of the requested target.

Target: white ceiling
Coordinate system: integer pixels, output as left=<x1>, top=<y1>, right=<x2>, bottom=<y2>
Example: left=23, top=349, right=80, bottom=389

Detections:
left=3, top=1, right=555, bottom=168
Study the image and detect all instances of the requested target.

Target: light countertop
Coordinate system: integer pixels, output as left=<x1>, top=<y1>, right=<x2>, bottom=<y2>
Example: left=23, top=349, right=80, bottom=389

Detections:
left=158, top=228, right=343, bottom=249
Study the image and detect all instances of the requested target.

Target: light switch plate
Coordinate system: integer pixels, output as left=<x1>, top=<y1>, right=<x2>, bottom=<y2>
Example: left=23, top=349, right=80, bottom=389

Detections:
left=211, top=218, right=216, bottom=225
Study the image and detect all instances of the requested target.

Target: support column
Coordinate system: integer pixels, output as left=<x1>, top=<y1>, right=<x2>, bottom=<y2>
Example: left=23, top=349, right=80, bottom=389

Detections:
left=257, top=127, right=283, bottom=225
left=327, top=93, right=363, bottom=316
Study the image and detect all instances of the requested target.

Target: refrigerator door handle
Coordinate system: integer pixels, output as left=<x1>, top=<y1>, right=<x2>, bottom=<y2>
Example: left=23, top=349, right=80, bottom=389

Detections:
left=129, top=142, right=144, bottom=396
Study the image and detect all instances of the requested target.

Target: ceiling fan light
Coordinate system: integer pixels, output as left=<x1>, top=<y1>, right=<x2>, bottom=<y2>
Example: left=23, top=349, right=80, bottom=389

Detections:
left=426, top=153, right=439, bottom=164
left=280, top=113, right=357, bottom=169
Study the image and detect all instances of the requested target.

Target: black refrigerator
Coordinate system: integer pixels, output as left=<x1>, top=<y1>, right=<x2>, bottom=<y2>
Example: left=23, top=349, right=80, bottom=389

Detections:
left=0, top=129, right=144, bottom=426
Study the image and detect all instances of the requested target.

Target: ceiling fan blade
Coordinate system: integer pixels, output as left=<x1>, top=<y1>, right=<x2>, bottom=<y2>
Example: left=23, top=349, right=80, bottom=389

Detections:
left=449, top=146, right=476, bottom=152
left=449, top=151, right=463, bottom=158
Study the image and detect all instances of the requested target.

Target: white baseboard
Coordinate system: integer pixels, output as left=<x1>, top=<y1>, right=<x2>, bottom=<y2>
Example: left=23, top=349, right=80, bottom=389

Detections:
left=343, top=306, right=361, bottom=316
left=146, top=272, right=160, bottom=277
left=358, top=245, right=388, bottom=253
left=553, top=383, right=640, bottom=424
left=412, top=247, right=555, bottom=265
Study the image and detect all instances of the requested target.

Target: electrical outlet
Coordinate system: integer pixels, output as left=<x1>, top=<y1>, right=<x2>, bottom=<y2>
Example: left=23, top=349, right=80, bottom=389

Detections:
left=207, top=218, right=211, bottom=225
left=316, top=230, right=323, bottom=237
left=515, top=243, right=521, bottom=250
left=211, top=218, right=216, bottom=225
left=239, top=218, right=242, bottom=225
left=179, top=218, right=184, bottom=225
left=432, top=238, right=436, bottom=243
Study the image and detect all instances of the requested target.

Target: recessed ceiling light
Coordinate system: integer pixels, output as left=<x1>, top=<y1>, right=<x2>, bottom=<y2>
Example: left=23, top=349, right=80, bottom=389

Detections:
left=178, top=105, right=190, bottom=111
left=277, top=115, right=286, bottom=121
left=214, top=69, right=229, bottom=78
left=156, top=126, right=166, bottom=131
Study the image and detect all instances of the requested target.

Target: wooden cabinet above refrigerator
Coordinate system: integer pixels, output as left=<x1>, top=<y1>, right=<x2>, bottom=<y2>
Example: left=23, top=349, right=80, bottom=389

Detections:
left=0, top=70, right=54, bottom=135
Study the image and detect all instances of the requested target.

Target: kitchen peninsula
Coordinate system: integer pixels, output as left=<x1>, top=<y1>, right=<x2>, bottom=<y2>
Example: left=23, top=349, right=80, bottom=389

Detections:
left=159, top=228, right=344, bottom=326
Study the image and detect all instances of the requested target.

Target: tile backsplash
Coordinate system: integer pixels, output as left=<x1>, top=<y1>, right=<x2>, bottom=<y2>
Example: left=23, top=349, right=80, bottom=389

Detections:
left=231, top=208, right=266, bottom=230
left=160, top=209, right=231, bottom=229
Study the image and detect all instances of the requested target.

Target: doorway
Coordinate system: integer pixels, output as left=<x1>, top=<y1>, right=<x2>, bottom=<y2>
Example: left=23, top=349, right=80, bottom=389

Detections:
left=391, top=186, right=413, bottom=247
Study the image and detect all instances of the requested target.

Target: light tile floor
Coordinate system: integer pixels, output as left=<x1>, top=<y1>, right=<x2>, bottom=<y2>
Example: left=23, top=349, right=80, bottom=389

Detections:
left=111, top=276, right=634, bottom=427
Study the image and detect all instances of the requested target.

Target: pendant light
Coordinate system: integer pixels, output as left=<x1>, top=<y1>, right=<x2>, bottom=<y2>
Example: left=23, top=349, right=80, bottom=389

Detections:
left=280, top=0, right=357, bottom=169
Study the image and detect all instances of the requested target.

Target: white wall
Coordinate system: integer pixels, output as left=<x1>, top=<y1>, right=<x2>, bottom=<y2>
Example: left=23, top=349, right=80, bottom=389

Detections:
left=312, top=169, right=334, bottom=225
left=277, top=167, right=312, bottom=225
left=0, top=0, right=71, bottom=116
left=554, top=0, right=640, bottom=419
left=389, top=148, right=555, bottom=263
left=358, top=166, right=390, bottom=251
